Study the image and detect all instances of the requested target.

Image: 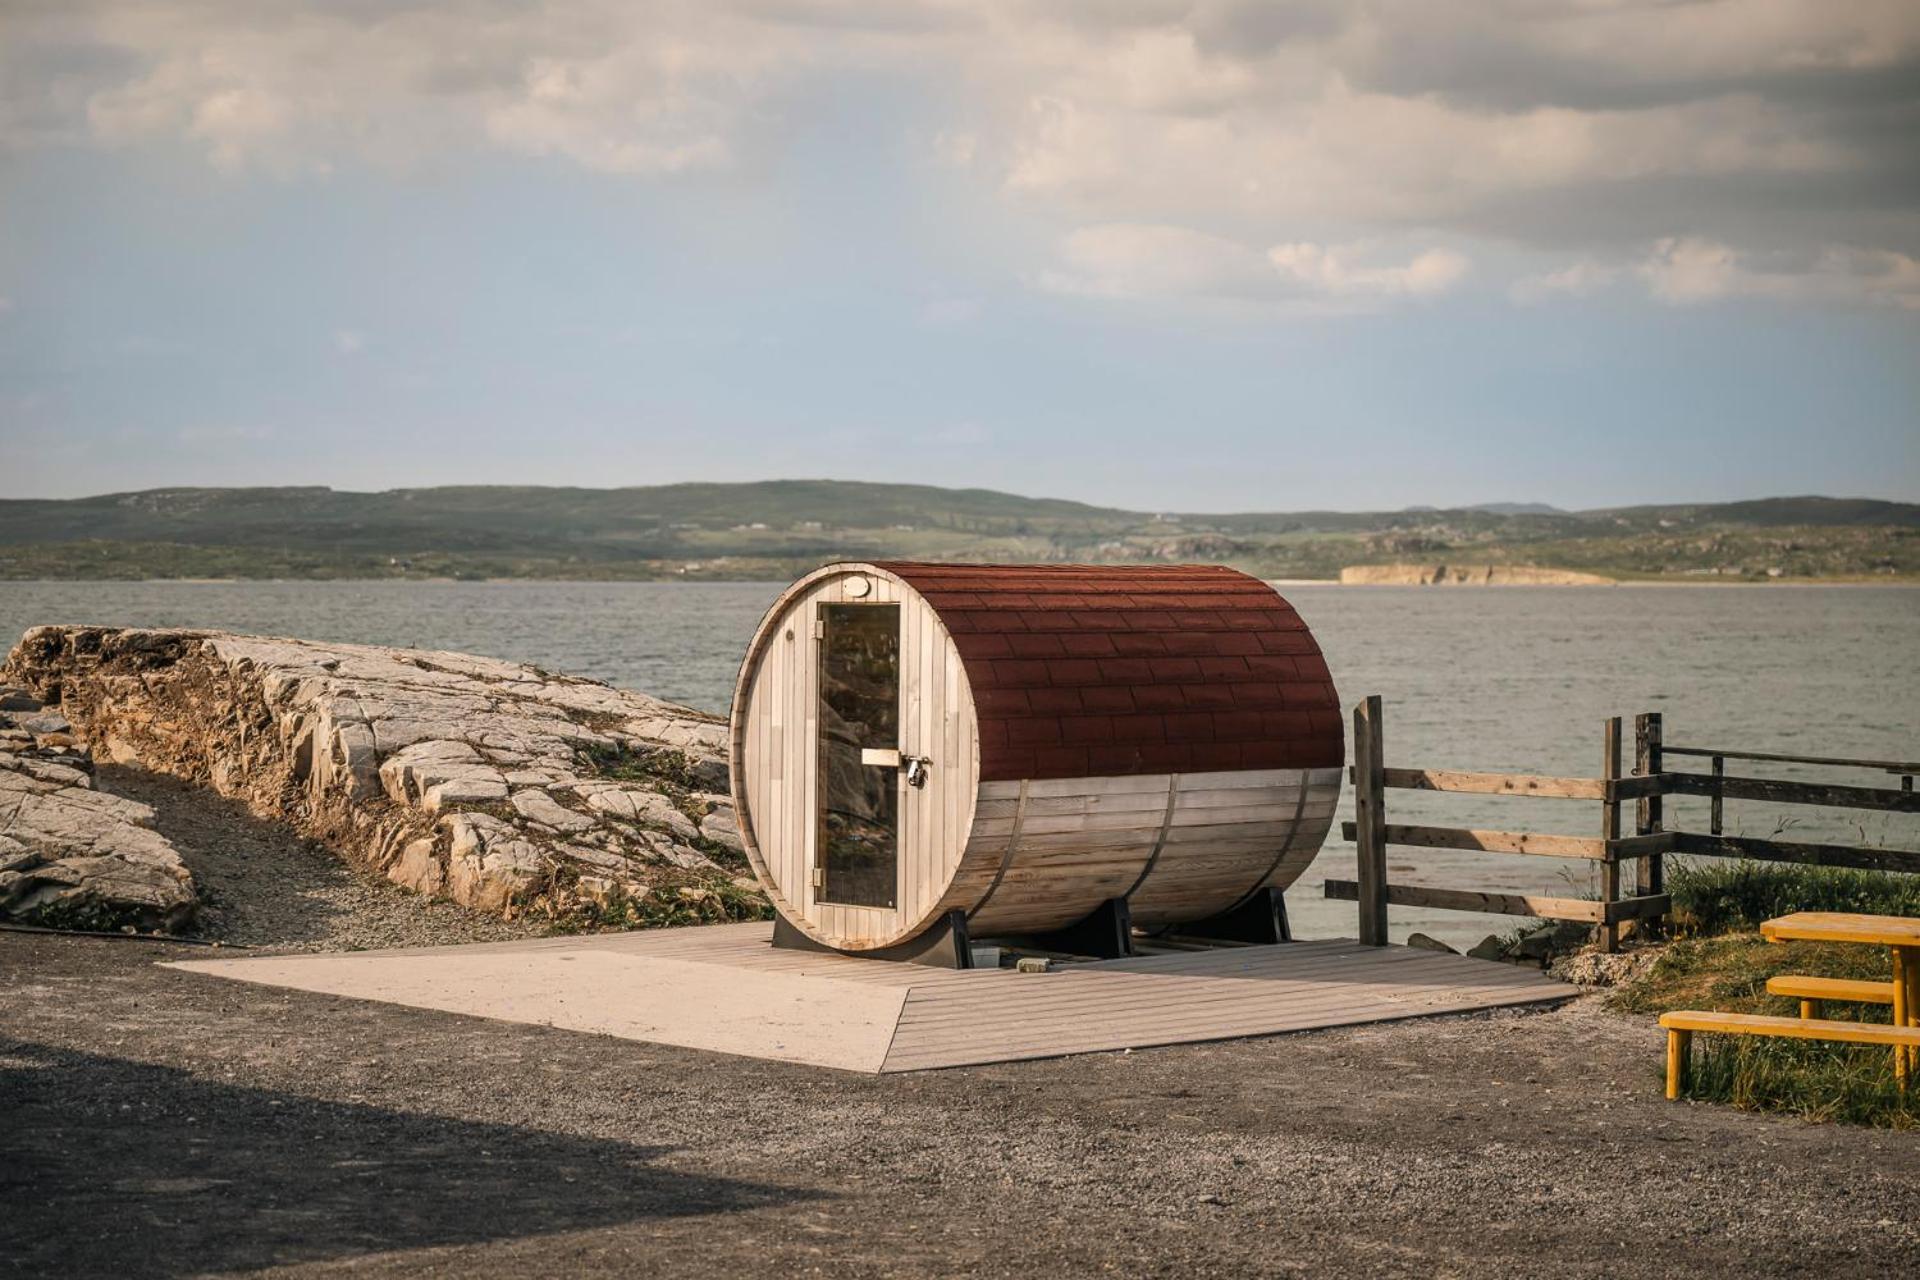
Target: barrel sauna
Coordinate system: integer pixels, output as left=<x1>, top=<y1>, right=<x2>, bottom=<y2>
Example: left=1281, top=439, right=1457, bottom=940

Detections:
left=728, top=562, right=1344, bottom=957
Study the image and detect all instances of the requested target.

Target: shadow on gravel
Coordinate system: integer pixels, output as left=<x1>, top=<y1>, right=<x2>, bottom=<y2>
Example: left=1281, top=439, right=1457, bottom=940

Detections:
left=97, top=764, right=534, bottom=949
left=100, top=763, right=371, bottom=946
left=0, top=1039, right=807, bottom=1277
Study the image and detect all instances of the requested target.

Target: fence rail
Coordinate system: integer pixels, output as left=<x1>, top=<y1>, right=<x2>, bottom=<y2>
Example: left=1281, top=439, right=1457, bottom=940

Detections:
left=1374, top=768, right=1607, bottom=800
left=1323, top=880, right=1673, bottom=926
left=1655, top=772, right=1919, bottom=813
left=1330, top=697, right=1919, bottom=953
left=1661, top=744, right=1919, bottom=774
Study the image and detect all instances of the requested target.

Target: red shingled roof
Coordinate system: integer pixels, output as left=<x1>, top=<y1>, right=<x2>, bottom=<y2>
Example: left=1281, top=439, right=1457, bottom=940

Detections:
left=874, top=562, right=1343, bottom=782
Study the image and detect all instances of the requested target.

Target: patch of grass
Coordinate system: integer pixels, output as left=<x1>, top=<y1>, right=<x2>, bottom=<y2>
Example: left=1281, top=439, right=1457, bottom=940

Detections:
left=579, top=742, right=703, bottom=792
left=684, top=832, right=751, bottom=873
left=1612, top=934, right=1888, bottom=1015
left=575, top=742, right=731, bottom=842
left=544, top=874, right=773, bottom=934
left=1613, top=932, right=1916, bottom=1128
left=1668, top=859, right=1920, bottom=936
left=1678, top=1036, right=1915, bottom=1129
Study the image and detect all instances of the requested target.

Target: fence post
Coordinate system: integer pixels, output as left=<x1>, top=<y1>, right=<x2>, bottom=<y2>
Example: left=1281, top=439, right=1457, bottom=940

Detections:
left=1353, top=695, right=1388, bottom=946
left=1600, top=716, right=1622, bottom=954
left=1710, top=755, right=1724, bottom=835
left=1634, top=712, right=1664, bottom=904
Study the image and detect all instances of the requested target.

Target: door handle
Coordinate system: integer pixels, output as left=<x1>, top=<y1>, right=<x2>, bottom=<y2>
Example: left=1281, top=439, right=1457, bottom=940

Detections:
left=859, top=748, right=931, bottom=787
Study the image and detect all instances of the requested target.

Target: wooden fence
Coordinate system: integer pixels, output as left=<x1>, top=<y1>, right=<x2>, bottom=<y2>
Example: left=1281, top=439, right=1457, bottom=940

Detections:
left=1326, top=696, right=1920, bottom=952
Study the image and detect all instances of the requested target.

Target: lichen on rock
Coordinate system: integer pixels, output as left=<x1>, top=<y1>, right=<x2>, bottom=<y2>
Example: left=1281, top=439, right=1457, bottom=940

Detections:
left=2, top=626, right=767, bottom=927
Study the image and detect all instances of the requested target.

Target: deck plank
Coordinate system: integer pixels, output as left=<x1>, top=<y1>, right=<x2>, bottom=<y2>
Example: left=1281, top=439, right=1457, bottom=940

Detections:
left=165, top=922, right=1573, bottom=1074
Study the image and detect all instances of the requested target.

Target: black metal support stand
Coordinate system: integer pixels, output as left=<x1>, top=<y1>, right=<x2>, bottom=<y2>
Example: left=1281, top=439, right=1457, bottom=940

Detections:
left=771, top=907, right=974, bottom=968
left=771, top=892, right=1288, bottom=969
left=1020, top=896, right=1134, bottom=960
left=1178, top=887, right=1292, bottom=945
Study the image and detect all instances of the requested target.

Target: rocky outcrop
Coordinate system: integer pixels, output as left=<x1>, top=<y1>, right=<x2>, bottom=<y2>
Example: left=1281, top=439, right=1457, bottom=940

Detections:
left=1339, top=563, right=1615, bottom=586
left=0, top=689, right=197, bottom=931
left=2, top=627, right=766, bottom=926
left=1466, top=920, right=1595, bottom=966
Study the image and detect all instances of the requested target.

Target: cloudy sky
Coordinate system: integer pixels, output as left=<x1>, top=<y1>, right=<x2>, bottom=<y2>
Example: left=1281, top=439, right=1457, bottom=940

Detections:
left=1, top=0, right=1916, bottom=509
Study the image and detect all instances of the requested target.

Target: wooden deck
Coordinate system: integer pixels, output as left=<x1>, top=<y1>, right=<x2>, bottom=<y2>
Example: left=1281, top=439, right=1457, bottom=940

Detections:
left=166, top=922, right=1573, bottom=1074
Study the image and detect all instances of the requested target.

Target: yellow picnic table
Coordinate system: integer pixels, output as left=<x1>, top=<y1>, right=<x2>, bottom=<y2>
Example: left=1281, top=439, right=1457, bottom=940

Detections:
left=1760, top=912, right=1920, bottom=1082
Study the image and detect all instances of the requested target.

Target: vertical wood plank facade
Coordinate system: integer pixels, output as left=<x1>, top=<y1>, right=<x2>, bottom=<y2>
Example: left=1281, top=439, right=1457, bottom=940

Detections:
left=734, top=565, right=982, bottom=951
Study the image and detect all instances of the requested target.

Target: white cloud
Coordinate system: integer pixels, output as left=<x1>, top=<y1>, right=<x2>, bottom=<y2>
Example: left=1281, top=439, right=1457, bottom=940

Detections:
left=1266, top=242, right=1468, bottom=297
left=51, top=1, right=804, bottom=177
left=1640, top=238, right=1920, bottom=309
left=0, top=296, right=12, bottom=315
left=334, top=329, right=366, bottom=355
left=1040, top=223, right=1468, bottom=304
left=1509, top=261, right=1620, bottom=305
left=1042, top=224, right=1273, bottom=300
left=2, top=2, right=1915, bottom=309
left=1640, top=238, right=1745, bottom=305
left=932, top=130, right=978, bottom=168
left=482, top=52, right=737, bottom=175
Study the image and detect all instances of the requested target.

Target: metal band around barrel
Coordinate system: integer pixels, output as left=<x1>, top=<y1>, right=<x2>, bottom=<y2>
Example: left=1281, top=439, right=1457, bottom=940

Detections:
left=966, top=779, right=1029, bottom=922
left=1119, top=773, right=1183, bottom=901
left=1219, top=771, right=1315, bottom=916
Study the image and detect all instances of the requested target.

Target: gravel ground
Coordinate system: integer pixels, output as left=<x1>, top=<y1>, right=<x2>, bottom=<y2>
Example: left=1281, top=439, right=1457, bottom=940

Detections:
left=4, top=777, right=1918, bottom=1279
left=6, top=931, right=1919, bottom=1279
left=99, top=765, right=543, bottom=953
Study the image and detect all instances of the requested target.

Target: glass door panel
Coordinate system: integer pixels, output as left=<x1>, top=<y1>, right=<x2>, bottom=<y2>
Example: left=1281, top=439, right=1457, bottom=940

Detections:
left=816, top=603, right=900, bottom=907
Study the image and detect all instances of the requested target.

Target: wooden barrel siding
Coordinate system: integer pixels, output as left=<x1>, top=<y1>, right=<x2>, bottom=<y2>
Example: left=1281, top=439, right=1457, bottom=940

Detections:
left=730, top=562, right=1344, bottom=952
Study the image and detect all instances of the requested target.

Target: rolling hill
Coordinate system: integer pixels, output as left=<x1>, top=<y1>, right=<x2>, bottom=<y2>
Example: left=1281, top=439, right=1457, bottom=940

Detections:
left=0, top=484, right=1912, bottom=582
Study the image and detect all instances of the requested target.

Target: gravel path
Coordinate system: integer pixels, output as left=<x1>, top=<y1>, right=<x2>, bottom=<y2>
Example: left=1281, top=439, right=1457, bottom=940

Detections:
left=5, top=921, right=1918, bottom=1279
left=99, top=765, right=543, bottom=953
left=5, top=771, right=1916, bottom=1278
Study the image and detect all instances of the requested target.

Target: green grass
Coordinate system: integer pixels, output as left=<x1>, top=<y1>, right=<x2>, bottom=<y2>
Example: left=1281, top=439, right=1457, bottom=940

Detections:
left=1667, top=859, right=1920, bottom=936
left=1634, top=860, right=1920, bottom=1127
left=578, top=743, right=704, bottom=792
left=1677, top=1034, right=1914, bottom=1128
left=1615, top=934, right=1891, bottom=1015
left=544, top=874, right=773, bottom=933
left=1613, top=932, right=1916, bottom=1128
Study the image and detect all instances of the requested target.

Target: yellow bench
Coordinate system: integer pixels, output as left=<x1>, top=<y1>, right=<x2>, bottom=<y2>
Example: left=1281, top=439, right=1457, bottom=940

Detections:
left=1658, top=1010, right=1920, bottom=1099
left=1761, top=913, right=1920, bottom=1082
left=1764, top=975, right=1896, bottom=1020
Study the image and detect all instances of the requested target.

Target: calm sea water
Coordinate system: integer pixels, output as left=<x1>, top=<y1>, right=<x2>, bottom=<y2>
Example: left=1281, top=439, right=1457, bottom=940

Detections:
left=4, top=580, right=1914, bottom=947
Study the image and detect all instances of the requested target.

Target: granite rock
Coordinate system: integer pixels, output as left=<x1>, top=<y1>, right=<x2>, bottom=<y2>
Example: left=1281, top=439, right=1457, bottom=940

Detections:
left=0, top=746, right=197, bottom=931
left=3, top=625, right=763, bottom=923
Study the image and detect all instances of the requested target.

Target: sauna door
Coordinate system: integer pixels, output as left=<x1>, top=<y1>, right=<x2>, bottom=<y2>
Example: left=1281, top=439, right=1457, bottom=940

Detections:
left=815, top=602, right=904, bottom=908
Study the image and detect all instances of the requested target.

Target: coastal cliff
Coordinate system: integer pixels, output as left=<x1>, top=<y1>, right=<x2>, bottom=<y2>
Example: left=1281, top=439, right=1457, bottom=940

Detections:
left=1, top=627, right=767, bottom=931
left=1339, top=563, right=1616, bottom=586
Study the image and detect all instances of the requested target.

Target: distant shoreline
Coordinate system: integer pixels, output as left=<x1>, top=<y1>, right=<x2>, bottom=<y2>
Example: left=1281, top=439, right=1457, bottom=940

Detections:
left=4, top=486, right=1911, bottom=583
left=1, top=576, right=1914, bottom=589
